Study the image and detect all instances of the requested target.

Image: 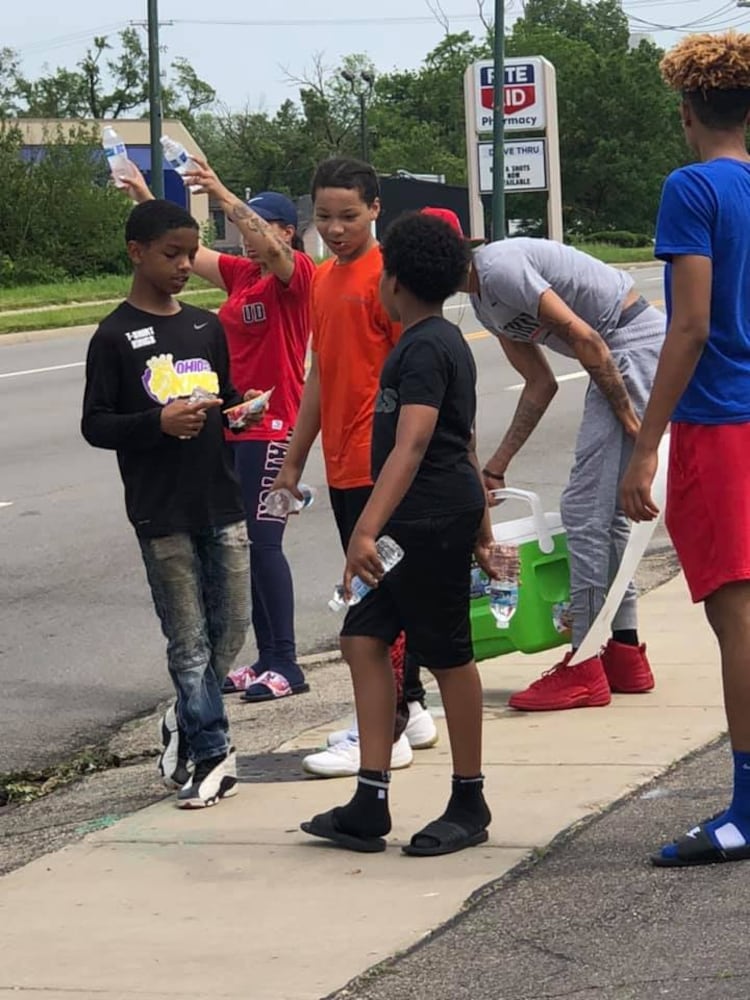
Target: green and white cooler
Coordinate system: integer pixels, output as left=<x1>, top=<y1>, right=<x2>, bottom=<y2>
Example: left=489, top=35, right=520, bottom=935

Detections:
left=471, top=488, right=571, bottom=662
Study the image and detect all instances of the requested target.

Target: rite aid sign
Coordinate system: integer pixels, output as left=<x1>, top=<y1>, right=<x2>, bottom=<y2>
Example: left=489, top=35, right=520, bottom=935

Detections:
left=474, top=57, right=547, bottom=133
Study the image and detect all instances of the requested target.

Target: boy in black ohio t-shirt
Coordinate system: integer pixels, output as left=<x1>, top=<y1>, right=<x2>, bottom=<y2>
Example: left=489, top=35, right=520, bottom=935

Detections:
left=301, top=210, right=496, bottom=856
left=81, top=200, right=263, bottom=809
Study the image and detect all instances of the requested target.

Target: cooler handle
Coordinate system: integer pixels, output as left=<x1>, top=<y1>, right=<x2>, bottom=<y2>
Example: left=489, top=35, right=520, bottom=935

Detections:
left=488, top=487, right=555, bottom=555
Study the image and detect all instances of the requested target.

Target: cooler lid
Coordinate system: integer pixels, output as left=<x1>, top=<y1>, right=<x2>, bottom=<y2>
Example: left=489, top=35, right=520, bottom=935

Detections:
left=491, top=512, right=563, bottom=546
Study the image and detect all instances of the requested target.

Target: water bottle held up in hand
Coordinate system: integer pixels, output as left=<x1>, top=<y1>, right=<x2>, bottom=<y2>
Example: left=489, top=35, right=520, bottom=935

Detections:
left=265, top=484, right=316, bottom=518
left=102, top=127, right=134, bottom=188
left=328, top=536, right=404, bottom=612
left=160, top=135, right=201, bottom=192
left=489, top=543, right=520, bottom=630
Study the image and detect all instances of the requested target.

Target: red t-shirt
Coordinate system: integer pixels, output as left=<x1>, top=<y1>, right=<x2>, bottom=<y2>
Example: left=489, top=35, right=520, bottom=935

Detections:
left=218, top=251, right=314, bottom=442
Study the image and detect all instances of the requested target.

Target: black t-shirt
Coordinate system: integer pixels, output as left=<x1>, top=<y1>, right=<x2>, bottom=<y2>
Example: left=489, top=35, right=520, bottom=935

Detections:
left=81, top=301, right=244, bottom=538
left=371, top=315, right=485, bottom=522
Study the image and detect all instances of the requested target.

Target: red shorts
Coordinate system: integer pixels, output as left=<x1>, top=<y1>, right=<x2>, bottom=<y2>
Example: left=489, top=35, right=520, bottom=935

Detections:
left=666, top=422, right=750, bottom=602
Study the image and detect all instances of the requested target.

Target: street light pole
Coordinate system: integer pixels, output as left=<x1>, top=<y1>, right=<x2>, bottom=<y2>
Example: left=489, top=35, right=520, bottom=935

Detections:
left=147, top=0, right=164, bottom=198
left=491, top=0, right=505, bottom=240
left=342, top=69, right=375, bottom=162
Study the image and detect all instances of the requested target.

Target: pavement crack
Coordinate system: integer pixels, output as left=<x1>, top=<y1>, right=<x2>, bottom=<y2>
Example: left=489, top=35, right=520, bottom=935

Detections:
left=0, top=746, right=157, bottom=807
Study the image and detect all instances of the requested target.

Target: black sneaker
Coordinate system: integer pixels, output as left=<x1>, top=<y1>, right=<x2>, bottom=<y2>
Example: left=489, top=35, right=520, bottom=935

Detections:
left=177, top=748, right=238, bottom=809
left=158, top=704, right=191, bottom=790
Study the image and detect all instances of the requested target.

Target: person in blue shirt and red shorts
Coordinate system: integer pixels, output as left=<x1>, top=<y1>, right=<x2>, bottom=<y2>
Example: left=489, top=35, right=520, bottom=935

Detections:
left=622, top=31, right=750, bottom=867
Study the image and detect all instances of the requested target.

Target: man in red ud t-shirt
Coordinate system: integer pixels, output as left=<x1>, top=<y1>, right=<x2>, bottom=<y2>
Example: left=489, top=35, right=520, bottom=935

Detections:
left=123, top=160, right=314, bottom=703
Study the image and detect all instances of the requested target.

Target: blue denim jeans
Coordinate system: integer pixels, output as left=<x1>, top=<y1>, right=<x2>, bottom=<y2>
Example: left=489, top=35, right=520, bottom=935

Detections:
left=139, top=521, right=251, bottom=762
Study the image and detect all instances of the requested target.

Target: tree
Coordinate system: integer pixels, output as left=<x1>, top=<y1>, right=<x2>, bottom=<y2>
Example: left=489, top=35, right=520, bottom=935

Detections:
left=0, top=122, right=131, bottom=285
left=7, top=30, right=214, bottom=126
left=0, top=48, right=22, bottom=116
left=371, top=31, right=490, bottom=182
left=507, top=0, right=685, bottom=234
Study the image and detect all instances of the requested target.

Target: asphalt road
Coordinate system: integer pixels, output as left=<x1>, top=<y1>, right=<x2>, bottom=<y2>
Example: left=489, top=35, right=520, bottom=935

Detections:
left=0, top=265, right=666, bottom=774
left=333, top=737, right=745, bottom=1000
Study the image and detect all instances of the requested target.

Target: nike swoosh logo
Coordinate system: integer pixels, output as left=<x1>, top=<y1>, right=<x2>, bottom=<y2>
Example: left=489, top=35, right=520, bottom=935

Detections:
left=194, top=322, right=209, bottom=330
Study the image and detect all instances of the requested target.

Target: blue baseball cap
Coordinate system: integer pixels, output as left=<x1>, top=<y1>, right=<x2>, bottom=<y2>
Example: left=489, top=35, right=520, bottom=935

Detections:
left=246, top=191, right=298, bottom=228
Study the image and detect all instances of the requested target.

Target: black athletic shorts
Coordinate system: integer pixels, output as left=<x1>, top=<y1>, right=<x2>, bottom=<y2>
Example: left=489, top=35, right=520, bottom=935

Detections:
left=329, top=485, right=373, bottom=552
left=340, top=507, right=483, bottom=670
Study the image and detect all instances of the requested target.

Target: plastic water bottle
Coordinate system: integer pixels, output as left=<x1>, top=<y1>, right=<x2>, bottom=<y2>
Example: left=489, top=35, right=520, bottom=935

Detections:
left=552, top=601, right=572, bottom=634
left=328, top=536, right=404, bottom=612
left=264, top=485, right=316, bottom=518
left=160, top=135, right=200, bottom=192
left=101, top=127, right=134, bottom=188
left=489, top=544, right=520, bottom=629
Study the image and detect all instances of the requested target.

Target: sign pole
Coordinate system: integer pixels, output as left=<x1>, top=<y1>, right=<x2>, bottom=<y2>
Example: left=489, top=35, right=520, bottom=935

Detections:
left=542, top=59, right=563, bottom=242
left=491, top=0, right=505, bottom=241
left=463, top=66, right=486, bottom=240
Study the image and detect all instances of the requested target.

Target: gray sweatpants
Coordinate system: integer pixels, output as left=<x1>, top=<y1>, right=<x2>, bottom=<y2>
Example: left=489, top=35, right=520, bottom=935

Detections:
left=559, top=305, right=664, bottom=647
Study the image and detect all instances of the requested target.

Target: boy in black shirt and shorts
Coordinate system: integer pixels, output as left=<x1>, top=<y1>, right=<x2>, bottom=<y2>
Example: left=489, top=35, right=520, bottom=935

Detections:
left=82, top=200, right=262, bottom=808
left=302, top=211, right=494, bottom=855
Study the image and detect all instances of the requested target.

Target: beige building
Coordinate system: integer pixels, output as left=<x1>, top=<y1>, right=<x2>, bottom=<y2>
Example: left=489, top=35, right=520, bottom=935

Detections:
left=17, top=118, right=210, bottom=229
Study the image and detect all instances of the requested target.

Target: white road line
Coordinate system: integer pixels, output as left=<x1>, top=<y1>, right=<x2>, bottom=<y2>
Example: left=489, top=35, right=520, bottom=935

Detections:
left=0, top=502, right=13, bottom=509
left=0, top=361, right=85, bottom=379
left=505, top=371, right=588, bottom=391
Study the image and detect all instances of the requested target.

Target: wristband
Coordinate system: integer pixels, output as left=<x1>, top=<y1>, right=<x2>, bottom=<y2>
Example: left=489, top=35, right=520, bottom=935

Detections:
left=482, top=469, right=506, bottom=482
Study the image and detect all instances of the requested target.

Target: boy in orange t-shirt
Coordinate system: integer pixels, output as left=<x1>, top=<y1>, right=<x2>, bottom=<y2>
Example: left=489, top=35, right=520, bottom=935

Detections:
left=272, top=159, right=437, bottom=774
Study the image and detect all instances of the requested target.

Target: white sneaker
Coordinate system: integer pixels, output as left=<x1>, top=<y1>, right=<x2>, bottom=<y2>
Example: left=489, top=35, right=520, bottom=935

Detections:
left=158, top=703, right=191, bottom=789
left=405, top=701, right=439, bottom=749
left=303, top=733, right=413, bottom=778
left=327, top=702, right=438, bottom=750
left=177, top=748, right=238, bottom=808
left=326, top=717, right=358, bottom=748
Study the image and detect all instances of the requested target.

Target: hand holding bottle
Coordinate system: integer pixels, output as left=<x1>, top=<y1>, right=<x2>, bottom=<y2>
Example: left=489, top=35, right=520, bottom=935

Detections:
left=344, top=530, right=385, bottom=599
left=116, top=162, right=154, bottom=205
left=161, top=397, right=223, bottom=439
left=181, top=155, right=232, bottom=203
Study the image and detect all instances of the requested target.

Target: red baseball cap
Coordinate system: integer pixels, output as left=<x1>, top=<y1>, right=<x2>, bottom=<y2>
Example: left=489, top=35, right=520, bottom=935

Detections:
left=421, top=206, right=485, bottom=246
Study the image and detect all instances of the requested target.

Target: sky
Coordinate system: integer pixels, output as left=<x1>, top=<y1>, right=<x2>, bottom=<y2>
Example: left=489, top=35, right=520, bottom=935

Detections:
left=6, top=0, right=750, bottom=114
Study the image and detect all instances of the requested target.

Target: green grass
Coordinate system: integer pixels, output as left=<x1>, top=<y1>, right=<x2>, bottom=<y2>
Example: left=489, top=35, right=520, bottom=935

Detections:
left=571, top=242, right=655, bottom=264
left=0, top=289, right=226, bottom=335
left=0, top=274, right=214, bottom=312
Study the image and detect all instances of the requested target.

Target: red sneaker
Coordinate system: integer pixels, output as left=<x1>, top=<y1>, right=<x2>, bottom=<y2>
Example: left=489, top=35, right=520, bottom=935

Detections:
left=602, top=640, right=654, bottom=694
left=508, top=652, right=612, bottom=711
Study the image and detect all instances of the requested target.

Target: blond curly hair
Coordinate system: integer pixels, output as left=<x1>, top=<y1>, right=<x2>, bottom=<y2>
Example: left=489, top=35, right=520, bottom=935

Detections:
left=661, top=31, right=750, bottom=92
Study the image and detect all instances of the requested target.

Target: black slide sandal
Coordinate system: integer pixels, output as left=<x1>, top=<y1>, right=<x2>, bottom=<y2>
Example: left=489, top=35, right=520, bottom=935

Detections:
left=652, top=821, right=750, bottom=868
left=301, top=808, right=387, bottom=853
left=402, top=818, right=489, bottom=857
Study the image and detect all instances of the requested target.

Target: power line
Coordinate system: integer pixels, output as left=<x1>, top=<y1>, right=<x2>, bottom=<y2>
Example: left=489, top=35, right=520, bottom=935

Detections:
left=624, top=1, right=739, bottom=30
left=169, top=14, right=484, bottom=28
left=11, top=23, right=131, bottom=58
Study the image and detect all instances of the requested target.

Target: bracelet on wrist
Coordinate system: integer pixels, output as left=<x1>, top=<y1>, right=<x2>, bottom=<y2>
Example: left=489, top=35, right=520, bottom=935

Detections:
left=482, top=468, right=506, bottom=482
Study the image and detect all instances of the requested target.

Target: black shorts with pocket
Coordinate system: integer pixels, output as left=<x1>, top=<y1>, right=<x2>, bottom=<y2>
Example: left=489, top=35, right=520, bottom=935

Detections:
left=340, top=507, right=484, bottom=670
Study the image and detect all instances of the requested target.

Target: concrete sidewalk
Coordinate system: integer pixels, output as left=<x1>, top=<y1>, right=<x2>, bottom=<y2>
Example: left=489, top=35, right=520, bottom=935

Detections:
left=0, top=573, right=724, bottom=1000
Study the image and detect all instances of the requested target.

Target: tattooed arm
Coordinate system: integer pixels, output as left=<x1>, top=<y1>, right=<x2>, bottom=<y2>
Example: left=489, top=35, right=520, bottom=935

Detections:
left=182, top=156, right=296, bottom=285
left=482, top=337, right=559, bottom=495
left=537, top=289, right=640, bottom=437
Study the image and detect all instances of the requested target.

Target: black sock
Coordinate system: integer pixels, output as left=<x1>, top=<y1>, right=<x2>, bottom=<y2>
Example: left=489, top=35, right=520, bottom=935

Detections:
left=333, top=769, right=392, bottom=838
left=442, top=774, right=491, bottom=831
left=612, top=629, right=639, bottom=647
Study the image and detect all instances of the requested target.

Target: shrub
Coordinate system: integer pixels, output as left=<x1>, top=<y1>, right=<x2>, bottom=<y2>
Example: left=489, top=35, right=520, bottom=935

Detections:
left=584, top=230, right=652, bottom=248
left=0, top=121, right=131, bottom=287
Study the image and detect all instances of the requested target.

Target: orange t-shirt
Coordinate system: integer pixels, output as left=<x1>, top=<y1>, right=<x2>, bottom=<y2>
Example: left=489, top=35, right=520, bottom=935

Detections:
left=311, top=244, right=400, bottom=489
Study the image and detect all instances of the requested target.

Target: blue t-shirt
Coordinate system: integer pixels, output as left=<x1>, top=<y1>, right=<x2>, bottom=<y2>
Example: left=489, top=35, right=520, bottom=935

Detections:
left=655, top=158, right=750, bottom=424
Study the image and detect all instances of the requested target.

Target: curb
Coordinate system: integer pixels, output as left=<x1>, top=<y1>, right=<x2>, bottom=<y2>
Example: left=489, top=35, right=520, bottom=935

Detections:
left=1, top=264, right=662, bottom=346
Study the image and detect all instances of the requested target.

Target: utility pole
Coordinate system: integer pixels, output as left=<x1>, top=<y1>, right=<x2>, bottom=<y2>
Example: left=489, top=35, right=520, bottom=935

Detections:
left=342, top=69, right=375, bottom=162
left=147, top=0, right=164, bottom=197
left=491, top=0, right=505, bottom=240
